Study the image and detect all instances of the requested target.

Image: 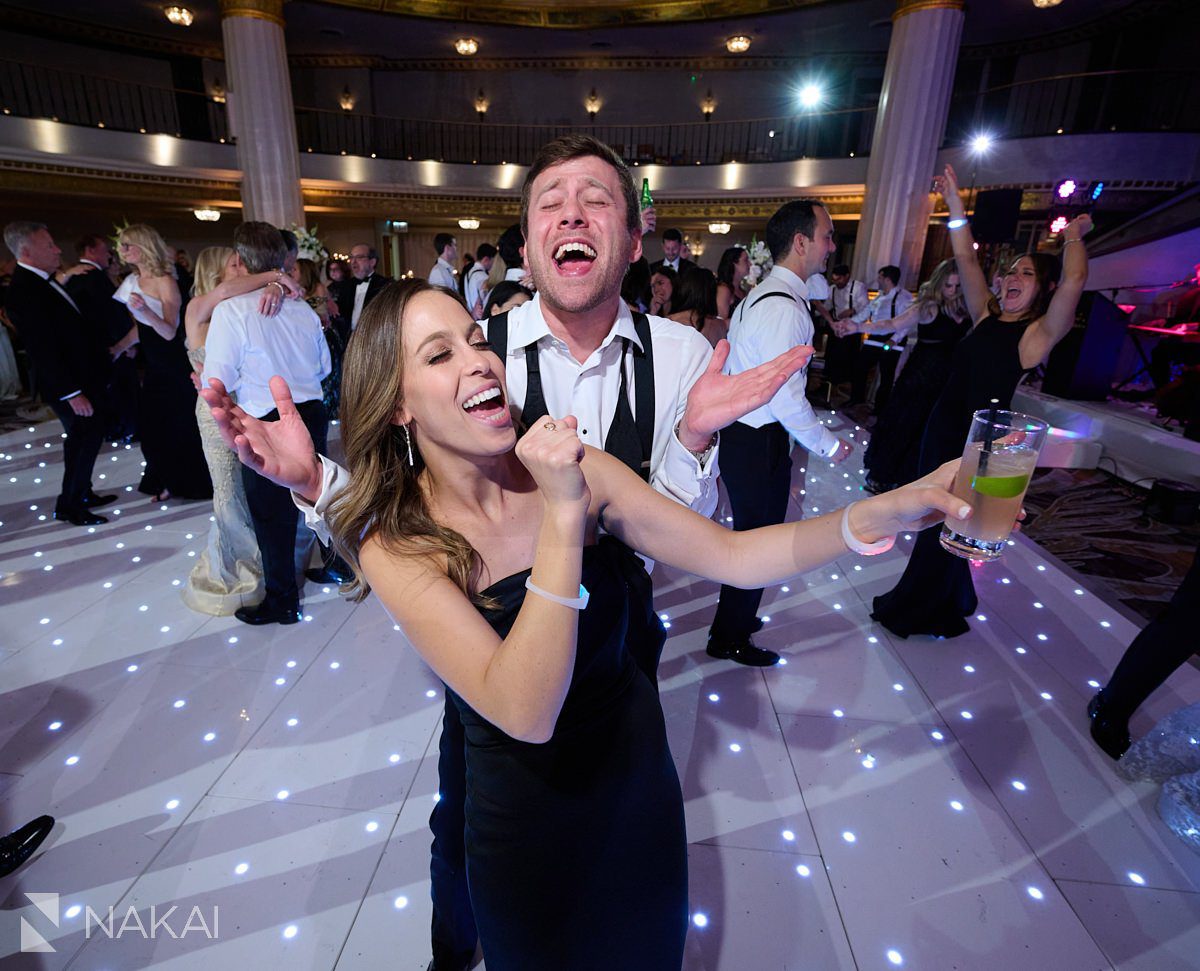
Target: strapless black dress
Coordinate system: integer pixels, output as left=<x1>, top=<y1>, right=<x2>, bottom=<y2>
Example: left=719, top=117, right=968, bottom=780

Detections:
left=448, top=541, right=688, bottom=969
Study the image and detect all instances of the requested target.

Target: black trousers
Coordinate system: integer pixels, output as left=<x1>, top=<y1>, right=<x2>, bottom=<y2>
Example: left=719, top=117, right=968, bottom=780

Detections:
left=823, top=333, right=861, bottom=386
left=1101, top=539, right=1200, bottom=721
left=710, top=421, right=794, bottom=640
left=241, top=399, right=327, bottom=610
left=851, top=345, right=902, bottom=411
left=49, top=397, right=107, bottom=514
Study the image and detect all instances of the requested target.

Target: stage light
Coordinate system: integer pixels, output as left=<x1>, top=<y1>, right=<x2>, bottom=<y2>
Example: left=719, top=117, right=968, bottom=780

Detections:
left=798, top=83, right=823, bottom=109
left=1091, top=181, right=1105, bottom=201
left=969, top=133, right=994, bottom=155
left=1055, top=178, right=1077, bottom=199
left=1049, top=215, right=1069, bottom=235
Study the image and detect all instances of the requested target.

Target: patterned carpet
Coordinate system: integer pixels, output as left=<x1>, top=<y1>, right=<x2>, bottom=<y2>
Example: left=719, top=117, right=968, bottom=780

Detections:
left=1021, top=467, right=1199, bottom=623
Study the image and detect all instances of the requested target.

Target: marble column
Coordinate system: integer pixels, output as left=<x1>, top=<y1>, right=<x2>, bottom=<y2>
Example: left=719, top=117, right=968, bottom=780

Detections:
left=851, top=0, right=964, bottom=288
left=220, top=0, right=304, bottom=228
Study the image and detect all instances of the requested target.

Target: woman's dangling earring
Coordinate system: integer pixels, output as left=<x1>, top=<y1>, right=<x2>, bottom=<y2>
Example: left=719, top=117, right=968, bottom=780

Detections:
left=402, top=424, right=415, bottom=467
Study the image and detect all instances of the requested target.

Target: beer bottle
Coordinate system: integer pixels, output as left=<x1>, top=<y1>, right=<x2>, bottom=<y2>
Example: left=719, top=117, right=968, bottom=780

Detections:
left=640, top=178, right=653, bottom=211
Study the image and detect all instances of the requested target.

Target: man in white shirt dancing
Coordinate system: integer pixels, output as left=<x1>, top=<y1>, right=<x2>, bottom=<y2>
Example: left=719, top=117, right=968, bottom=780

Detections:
left=428, top=234, right=458, bottom=290
left=203, top=222, right=331, bottom=625
left=710, top=199, right=854, bottom=666
left=847, top=264, right=914, bottom=412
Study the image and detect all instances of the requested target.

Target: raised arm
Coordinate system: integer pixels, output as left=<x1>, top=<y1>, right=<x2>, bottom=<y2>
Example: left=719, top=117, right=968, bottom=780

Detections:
left=935, top=164, right=993, bottom=324
left=588, top=446, right=968, bottom=588
left=1018, top=214, right=1092, bottom=369
left=184, top=271, right=301, bottom=349
left=359, top=420, right=589, bottom=745
left=844, top=301, right=920, bottom=337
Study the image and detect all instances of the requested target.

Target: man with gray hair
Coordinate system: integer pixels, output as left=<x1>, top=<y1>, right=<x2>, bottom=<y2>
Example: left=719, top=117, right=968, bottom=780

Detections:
left=3, top=220, right=114, bottom=525
left=202, top=221, right=331, bottom=625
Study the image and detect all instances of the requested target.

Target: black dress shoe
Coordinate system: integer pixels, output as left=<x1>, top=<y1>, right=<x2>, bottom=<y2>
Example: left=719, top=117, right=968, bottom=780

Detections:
left=235, top=603, right=301, bottom=626
left=0, top=815, right=55, bottom=877
left=54, top=508, right=107, bottom=526
left=1087, top=691, right=1131, bottom=761
left=305, top=566, right=352, bottom=585
left=706, top=635, right=781, bottom=667
left=83, top=491, right=118, bottom=508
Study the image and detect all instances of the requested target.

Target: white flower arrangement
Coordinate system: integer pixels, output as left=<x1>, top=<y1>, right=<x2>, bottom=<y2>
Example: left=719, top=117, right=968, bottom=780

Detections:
left=290, top=225, right=328, bottom=265
left=745, top=236, right=773, bottom=289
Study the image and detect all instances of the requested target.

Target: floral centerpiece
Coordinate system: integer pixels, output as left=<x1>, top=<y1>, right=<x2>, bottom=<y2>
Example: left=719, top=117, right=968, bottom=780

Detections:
left=290, top=225, right=328, bottom=265
left=745, top=236, right=772, bottom=289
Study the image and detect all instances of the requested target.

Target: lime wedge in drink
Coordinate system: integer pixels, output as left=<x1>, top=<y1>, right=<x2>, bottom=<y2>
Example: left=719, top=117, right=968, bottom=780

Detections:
left=971, top=472, right=1029, bottom=499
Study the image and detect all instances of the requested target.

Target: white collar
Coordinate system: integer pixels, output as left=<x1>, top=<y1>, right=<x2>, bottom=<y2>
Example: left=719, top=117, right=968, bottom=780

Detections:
left=80, top=258, right=106, bottom=271
left=506, top=292, right=644, bottom=355
left=18, top=261, right=51, bottom=281
left=766, top=265, right=810, bottom=300
left=355, top=274, right=372, bottom=287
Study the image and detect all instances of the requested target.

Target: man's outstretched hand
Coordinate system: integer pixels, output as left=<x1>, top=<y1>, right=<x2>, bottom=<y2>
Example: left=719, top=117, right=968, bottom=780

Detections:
left=200, top=376, right=324, bottom=503
left=679, top=341, right=812, bottom=450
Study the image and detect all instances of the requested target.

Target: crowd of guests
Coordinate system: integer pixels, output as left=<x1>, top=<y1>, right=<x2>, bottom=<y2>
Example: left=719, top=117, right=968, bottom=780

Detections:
left=6, top=134, right=1197, bottom=968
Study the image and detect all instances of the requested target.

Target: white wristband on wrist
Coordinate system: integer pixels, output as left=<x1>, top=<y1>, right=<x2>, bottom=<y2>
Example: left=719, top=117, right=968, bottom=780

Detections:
left=525, top=578, right=590, bottom=610
left=840, top=502, right=895, bottom=556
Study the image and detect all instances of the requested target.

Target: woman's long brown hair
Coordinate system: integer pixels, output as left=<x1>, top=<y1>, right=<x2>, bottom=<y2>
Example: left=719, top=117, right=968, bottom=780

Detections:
left=327, top=279, right=487, bottom=604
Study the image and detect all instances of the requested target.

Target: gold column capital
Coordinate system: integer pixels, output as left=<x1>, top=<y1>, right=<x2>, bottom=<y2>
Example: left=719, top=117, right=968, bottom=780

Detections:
left=220, top=0, right=285, bottom=27
left=893, top=0, right=964, bottom=20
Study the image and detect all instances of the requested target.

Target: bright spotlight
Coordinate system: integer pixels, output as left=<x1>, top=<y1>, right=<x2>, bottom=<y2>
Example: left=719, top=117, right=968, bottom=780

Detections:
left=1055, top=178, right=1077, bottom=199
left=1049, top=215, right=1069, bottom=235
left=798, top=83, right=823, bottom=109
left=969, top=133, right=993, bottom=155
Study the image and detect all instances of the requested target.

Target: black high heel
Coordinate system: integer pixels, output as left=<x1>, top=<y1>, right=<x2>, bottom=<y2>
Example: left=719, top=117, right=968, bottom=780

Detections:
left=1087, top=691, right=1131, bottom=761
left=0, top=815, right=55, bottom=877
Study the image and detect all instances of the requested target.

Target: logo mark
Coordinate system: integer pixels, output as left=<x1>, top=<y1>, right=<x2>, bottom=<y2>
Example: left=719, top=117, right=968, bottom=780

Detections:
left=20, top=892, right=58, bottom=953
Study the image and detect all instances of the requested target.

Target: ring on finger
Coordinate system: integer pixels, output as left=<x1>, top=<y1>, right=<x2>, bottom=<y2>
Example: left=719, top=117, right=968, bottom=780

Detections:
left=543, top=421, right=557, bottom=431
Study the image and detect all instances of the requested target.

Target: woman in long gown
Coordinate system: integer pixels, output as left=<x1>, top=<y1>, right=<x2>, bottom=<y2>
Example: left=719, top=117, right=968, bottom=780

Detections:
left=324, top=281, right=969, bottom=969
left=116, top=224, right=211, bottom=501
left=843, top=259, right=969, bottom=493
left=181, top=247, right=302, bottom=615
left=871, top=164, right=1092, bottom=639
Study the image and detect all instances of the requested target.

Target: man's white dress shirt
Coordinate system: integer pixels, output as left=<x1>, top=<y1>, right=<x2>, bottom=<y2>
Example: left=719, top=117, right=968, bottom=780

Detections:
left=297, top=292, right=720, bottom=540
left=852, top=287, right=914, bottom=347
left=202, top=291, right=331, bottom=419
left=428, top=257, right=457, bottom=291
left=725, top=266, right=840, bottom=458
left=463, top=264, right=489, bottom=314
left=350, top=275, right=376, bottom=330
left=828, top=279, right=868, bottom=319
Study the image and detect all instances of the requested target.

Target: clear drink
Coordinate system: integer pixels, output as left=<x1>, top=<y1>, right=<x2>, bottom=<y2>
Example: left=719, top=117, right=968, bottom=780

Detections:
left=940, top=409, right=1048, bottom=561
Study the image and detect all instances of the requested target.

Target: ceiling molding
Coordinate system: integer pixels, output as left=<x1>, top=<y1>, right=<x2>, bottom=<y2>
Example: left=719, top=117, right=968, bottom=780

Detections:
left=311, top=0, right=847, bottom=30
left=286, top=51, right=888, bottom=72
left=0, top=3, right=225, bottom=60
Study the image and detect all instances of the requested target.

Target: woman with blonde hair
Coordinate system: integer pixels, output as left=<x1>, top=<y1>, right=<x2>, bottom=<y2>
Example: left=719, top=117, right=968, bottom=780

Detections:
left=842, top=258, right=970, bottom=493
left=181, top=245, right=302, bottom=614
left=115, top=223, right=211, bottom=501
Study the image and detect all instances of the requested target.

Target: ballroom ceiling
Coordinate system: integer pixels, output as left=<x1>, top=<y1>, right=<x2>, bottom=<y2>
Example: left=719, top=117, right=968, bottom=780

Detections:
left=0, top=0, right=1168, bottom=62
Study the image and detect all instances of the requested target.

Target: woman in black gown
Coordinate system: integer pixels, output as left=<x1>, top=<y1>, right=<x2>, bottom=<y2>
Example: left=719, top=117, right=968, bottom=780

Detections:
left=325, top=281, right=969, bottom=969
left=847, top=258, right=969, bottom=493
left=116, top=224, right=212, bottom=501
left=871, top=164, right=1092, bottom=639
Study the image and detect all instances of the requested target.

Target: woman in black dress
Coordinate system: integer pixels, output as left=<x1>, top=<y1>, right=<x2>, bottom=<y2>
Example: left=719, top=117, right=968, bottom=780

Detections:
left=116, top=224, right=212, bottom=501
left=324, top=281, right=968, bottom=969
left=871, top=164, right=1092, bottom=639
left=846, top=258, right=969, bottom=493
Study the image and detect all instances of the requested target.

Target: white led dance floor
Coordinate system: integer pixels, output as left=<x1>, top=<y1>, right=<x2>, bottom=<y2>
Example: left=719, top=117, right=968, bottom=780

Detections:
left=1, top=414, right=1198, bottom=969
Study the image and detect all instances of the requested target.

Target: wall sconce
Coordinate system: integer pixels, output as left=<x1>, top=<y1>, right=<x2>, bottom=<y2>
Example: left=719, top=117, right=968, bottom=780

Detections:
left=455, top=37, right=479, bottom=56
left=474, top=90, right=489, bottom=120
left=339, top=86, right=355, bottom=112
left=584, top=88, right=602, bottom=123
left=701, top=89, right=717, bottom=121
left=707, top=221, right=731, bottom=235
left=458, top=218, right=481, bottom=231
left=193, top=208, right=221, bottom=222
left=726, top=35, right=751, bottom=53
left=164, top=6, right=194, bottom=27
left=210, top=79, right=226, bottom=104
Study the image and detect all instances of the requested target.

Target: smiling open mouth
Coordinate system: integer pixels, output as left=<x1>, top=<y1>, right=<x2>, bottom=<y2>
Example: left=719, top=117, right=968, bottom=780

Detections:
left=553, top=241, right=597, bottom=273
left=461, top=386, right=509, bottom=424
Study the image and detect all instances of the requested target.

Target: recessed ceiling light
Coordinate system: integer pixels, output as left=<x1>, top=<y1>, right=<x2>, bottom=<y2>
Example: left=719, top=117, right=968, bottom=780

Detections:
left=455, top=37, right=479, bottom=56
left=726, top=35, right=751, bottom=54
left=163, top=5, right=194, bottom=27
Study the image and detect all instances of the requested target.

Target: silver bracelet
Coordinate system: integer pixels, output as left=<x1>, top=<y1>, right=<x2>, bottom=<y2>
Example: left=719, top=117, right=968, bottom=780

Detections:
left=947, top=217, right=968, bottom=230
left=840, top=502, right=895, bottom=556
left=1063, top=238, right=1085, bottom=246
left=525, top=578, right=590, bottom=610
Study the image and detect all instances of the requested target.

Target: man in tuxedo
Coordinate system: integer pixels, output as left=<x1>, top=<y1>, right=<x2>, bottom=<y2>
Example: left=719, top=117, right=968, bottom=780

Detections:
left=68, top=234, right=139, bottom=441
left=650, top=227, right=696, bottom=277
left=3, top=221, right=115, bottom=525
left=338, top=242, right=390, bottom=331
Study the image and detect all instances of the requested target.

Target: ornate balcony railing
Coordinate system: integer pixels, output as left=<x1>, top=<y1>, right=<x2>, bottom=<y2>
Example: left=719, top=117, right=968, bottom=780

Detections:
left=2, top=58, right=1197, bottom=169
